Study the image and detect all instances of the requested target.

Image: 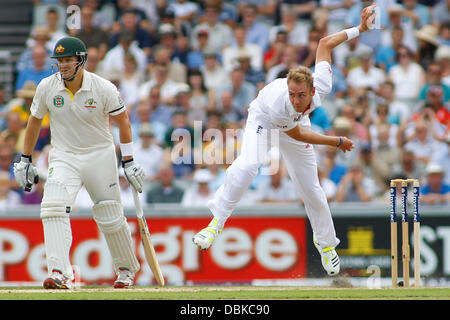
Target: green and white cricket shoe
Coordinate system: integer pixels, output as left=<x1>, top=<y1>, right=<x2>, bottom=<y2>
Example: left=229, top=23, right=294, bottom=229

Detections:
left=192, top=218, right=223, bottom=250
left=313, top=237, right=340, bottom=276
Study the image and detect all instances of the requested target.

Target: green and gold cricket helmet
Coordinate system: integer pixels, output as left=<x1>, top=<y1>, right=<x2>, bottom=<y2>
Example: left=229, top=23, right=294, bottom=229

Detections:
left=51, top=36, right=87, bottom=59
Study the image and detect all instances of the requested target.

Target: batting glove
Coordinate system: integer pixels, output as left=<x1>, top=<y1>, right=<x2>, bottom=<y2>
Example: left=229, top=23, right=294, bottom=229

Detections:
left=13, top=154, right=39, bottom=192
left=122, top=158, right=145, bottom=193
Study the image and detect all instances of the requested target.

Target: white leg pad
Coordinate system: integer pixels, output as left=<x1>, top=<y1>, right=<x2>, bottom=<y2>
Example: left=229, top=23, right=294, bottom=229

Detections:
left=93, top=200, right=140, bottom=273
left=40, top=180, right=73, bottom=279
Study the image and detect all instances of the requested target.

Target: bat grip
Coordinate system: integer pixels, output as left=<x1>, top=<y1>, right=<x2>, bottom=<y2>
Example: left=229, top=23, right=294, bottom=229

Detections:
left=132, top=186, right=144, bottom=218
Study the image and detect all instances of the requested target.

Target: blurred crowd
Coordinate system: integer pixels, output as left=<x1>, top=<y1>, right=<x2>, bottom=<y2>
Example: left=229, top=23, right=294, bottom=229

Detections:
left=0, top=0, right=449, bottom=211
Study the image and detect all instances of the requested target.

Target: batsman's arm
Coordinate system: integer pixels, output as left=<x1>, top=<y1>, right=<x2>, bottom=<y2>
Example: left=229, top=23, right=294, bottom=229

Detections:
left=23, top=115, right=43, bottom=156
left=315, top=4, right=376, bottom=65
left=284, top=125, right=354, bottom=153
left=110, top=111, right=133, bottom=161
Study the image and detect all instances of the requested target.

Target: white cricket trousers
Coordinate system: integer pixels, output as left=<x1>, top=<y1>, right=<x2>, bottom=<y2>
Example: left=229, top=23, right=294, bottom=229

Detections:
left=209, top=119, right=340, bottom=249
left=41, top=145, right=139, bottom=279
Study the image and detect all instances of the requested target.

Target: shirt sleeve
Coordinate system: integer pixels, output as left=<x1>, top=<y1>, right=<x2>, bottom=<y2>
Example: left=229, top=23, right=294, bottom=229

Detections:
left=104, top=81, right=126, bottom=116
left=313, top=61, right=333, bottom=99
left=30, top=80, right=49, bottom=119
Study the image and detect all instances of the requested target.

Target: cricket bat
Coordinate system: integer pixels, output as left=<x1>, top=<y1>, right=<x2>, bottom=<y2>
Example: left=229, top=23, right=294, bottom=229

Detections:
left=132, top=187, right=165, bottom=286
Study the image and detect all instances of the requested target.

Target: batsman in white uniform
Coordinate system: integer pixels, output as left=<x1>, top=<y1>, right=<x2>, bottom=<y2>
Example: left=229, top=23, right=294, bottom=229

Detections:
left=193, top=6, right=377, bottom=276
left=13, top=37, right=145, bottom=289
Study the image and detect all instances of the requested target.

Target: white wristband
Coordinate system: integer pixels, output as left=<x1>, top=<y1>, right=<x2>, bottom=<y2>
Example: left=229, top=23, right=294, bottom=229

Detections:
left=344, top=27, right=360, bottom=41
left=120, top=142, right=134, bottom=157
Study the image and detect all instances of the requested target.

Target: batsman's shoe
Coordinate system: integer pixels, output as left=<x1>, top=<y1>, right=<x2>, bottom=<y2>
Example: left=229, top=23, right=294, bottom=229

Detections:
left=314, top=237, right=340, bottom=276
left=114, top=267, right=135, bottom=288
left=192, top=218, right=223, bottom=250
left=43, top=269, right=72, bottom=289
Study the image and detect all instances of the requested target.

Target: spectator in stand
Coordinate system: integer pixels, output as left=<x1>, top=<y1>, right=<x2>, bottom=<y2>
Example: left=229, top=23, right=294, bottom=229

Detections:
left=402, top=0, right=431, bottom=29
left=9, top=81, right=50, bottom=137
left=109, top=9, right=153, bottom=57
left=339, top=104, right=369, bottom=143
left=15, top=46, right=53, bottom=91
left=200, top=51, right=229, bottom=90
left=239, top=4, right=270, bottom=52
left=347, top=47, right=386, bottom=93
left=138, top=62, right=183, bottom=105
left=352, top=143, right=390, bottom=196
left=237, top=0, right=277, bottom=28
left=431, top=132, right=450, bottom=185
left=0, top=171, right=21, bottom=211
left=222, top=24, right=263, bottom=72
left=415, top=24, right=440, bottom=69
left=376, top=26, right=404, bottom=72
left=432, top=0, right=450, bottom=27
left=119, top=53, right=145, bottom=108
left=167, top=0, right=199, bottom=26
left=186, top=27, right=211, bottom=69
left=333, top=34, right=373, bottom=76
left=114, top=0, right=148, bottom=23
left=435, top=45, right=450, bottom=87
left=235, top=53, right=265, bottom=91
left=149, top=46, right=187, bottom=84
left=403, top=119, right=444, bottom=166
left=190, top=3, right=233, bottom=55
left=320, top=0, right=355, bottom=34
left=84, top=0, right=116, bottom=31
left=102, top=30, right=147, bottom=74
left=418, top=61, right=450, bottom=102
left=266, top=45, right=300, bottom=84
left=19, top=27, right=53, bottom=72
left=297, top=28, right=323, bottom=68
left=320, top=146, right=348, bottom=186
left=42, top=7, right=67, bottom=50
left=269, top=4, right=310, bottom=50
left=187, top=68, right=216, bottom=121
left=257, top=165, right=298, bottom=203
left=146, top=165, right=185, bottom=204
left=377, top=81, right=410, bottom=126
left=420, top=163, right=450, bottom=205
left=70, top=6, right=110, bottom=60
left=317, top=163, right=337, bottom=202
left=133, top=122, right=164, bottom=181
left=388, top=45, right=426, bottom=110
left=372, top=123, right=401, bottom=179
left=264, top=29, right=289, bottom=72
left=418, top=86, right=450, bottom=130
left=0, top=112, right=25, bottom=155
left=144, top=86, right=174, bottom=136
left=164, top=110, right=195, bottom=149
left=368, top=103, right=399, bottom=148
left=181, top=168, right=215, bottom=206
left=335, top=163, right=377, bottom=202
left=217, top=91, right=242, bottom=123
left=84, top=47, right=107, bottom=77
left=217, top=67, right=257, bottom=119
left=391, top=149, right=426, bottom=182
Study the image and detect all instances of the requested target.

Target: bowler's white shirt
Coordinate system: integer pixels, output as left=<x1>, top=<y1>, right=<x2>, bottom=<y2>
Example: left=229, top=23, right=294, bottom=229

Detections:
left=248, top=61, right=333, bottom=131
left=31, top=70, right=126, bottom=153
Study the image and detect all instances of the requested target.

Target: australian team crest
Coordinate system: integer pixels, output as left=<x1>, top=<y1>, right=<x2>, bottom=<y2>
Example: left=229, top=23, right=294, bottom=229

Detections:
left=53, top=95, right=64, bottom=108
left=84, top=97, right=97, bottom=110
left=55, top=45, right=65, bottom=53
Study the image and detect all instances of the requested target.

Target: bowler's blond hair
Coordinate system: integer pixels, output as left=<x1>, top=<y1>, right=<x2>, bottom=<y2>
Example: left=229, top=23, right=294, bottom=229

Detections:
left=287, top=66, right=313, bottom=89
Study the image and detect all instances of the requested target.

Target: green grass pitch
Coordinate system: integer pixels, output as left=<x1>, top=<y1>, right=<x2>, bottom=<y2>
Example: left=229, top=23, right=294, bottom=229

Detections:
left=0, top=286, right=449, bottom=300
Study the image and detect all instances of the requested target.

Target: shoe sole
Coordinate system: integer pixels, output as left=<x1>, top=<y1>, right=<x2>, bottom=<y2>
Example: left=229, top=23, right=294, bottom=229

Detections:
left=114, top=282, right=132, bottom=289
left=43, top=278, right=70, bottom=289
left=192, top=236, right=208, bottom=251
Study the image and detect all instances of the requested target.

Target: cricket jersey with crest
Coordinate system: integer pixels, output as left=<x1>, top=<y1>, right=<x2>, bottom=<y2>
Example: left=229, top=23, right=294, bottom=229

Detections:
left=30, top=70, right=126, bottom=153
left=247, top=61, right=333, bottom=131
